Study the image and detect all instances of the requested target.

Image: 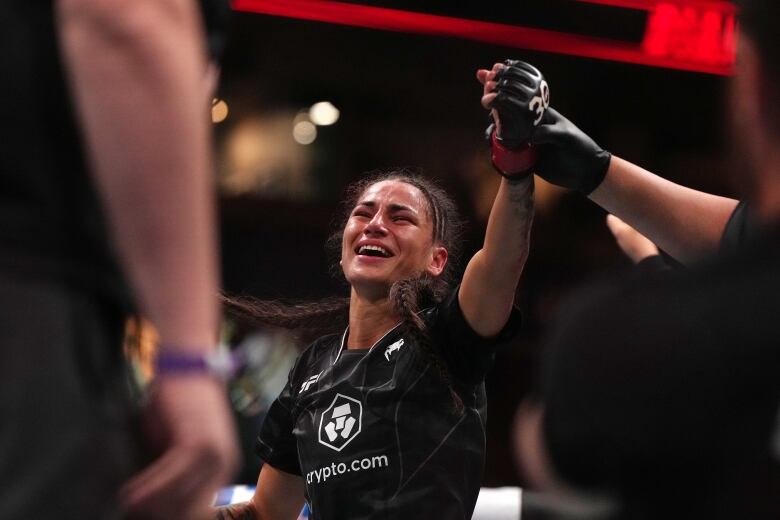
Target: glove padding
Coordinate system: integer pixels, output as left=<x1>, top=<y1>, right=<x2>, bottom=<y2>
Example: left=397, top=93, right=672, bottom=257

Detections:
left=491, top=60, right=549, bottom=149
left=531, top=108, right=612, bottom=194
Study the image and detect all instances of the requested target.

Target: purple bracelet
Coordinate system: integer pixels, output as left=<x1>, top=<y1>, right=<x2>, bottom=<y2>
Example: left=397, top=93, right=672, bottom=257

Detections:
left=156, top=348, right=242, bottom=380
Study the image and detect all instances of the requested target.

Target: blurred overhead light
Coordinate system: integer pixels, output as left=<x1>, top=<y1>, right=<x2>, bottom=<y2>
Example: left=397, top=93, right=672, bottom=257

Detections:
left=293, top=120, right=317, bottom=145
left=293, top=110, right=310, bottom=125
left=309, top=101, right=340, bottom=126
left=220, top=113, right=315, bottom=198
left=212, top=98, right=229, bottom=124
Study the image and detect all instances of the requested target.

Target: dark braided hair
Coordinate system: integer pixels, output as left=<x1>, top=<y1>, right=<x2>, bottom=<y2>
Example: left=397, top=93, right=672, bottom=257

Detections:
left=389, top=276, right=465, bottom=414
left=219, top=295, right=350, bottom=345
left=223, top=168, right=467, bottom=412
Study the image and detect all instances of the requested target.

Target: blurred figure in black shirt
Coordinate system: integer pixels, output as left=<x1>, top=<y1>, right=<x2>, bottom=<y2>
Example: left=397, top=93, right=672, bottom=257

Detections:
left=0, top=1, right=237, bottom=518
left=503, top=1, right=780, bottom=518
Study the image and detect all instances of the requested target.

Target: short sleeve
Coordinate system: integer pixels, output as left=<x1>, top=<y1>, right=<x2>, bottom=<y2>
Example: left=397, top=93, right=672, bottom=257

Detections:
left=720, top=201, right=757, bottom=254
left=255, top=368, right=302, bottom=476
left=634, top=255, right=673, bottom=274
left=429, top=284, right=522, bottom=386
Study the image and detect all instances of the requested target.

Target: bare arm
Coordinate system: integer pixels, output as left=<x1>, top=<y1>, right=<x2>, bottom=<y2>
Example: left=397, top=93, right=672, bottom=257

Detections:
left=460, top=178, right=534, bottom=338
left=590, top=156, right=738, bottom=263
left=459, top=67, right=535, bottom=338
left=57, top=0, right=217, bottom=347
left=56, top=0, right=237, bottom=517
left=520, top=104, right=738, bottom=264
left=214, top=465, right=306, bottom=520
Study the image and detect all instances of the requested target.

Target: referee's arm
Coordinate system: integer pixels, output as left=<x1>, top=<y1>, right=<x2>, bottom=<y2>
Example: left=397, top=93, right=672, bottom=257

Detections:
left=56, top=0, right=238, bottom=516
left=589, top=156, right=738, bottom=264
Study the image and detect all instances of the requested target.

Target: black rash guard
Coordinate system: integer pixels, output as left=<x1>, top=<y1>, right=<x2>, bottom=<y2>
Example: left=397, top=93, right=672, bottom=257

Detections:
left=256, top=286, right=521, bottom=519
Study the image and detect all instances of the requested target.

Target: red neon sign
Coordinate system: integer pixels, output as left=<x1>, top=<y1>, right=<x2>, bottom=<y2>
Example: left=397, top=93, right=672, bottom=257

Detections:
left=576, top=0, right=734, bottom=10
left=232, top=0, right=736, bottom=75
left=642, top=3, right=736, bottom=66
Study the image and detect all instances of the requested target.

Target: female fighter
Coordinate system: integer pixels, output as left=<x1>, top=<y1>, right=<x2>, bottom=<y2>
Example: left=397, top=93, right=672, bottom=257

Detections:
left=215, top=61, right=544, bottom=520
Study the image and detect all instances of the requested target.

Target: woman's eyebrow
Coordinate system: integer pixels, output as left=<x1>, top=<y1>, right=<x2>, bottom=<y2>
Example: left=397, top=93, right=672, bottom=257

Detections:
left=389, top=203, right=416, bottom=213
left=355, top=201, right=416, bottom=214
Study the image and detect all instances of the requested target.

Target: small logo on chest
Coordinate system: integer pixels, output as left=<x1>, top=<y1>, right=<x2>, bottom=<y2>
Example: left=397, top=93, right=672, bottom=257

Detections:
left=299, top=371, right=322, bottom=394
left=384, top=338, right=404, bottom=361
left=318, top=393, right=363, bottom=451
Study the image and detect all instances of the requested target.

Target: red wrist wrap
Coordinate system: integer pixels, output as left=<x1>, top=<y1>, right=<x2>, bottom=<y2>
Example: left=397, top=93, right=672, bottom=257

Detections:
left=491, top=131, right=537, bottom=178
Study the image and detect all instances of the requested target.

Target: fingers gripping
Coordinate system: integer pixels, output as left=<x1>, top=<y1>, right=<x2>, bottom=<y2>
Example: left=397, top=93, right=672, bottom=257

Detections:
left=490, top=60, right=550, bottom=148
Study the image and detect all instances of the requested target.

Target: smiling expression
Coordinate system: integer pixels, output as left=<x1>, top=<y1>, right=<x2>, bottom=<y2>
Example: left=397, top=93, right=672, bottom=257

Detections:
left=340, top=180, right=448, bottom=297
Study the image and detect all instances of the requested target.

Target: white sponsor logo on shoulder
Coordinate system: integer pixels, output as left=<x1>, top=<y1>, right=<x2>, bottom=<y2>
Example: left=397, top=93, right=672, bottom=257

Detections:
left=318, top=393, right=362, bottom=451
left=299, top=371, right=322, bottom=394
left=384, top=338, right=404, bottom=361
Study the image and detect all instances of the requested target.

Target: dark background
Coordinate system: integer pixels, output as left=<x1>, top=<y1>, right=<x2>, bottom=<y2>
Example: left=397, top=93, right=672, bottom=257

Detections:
left=214, top=3, right=736, bottom=486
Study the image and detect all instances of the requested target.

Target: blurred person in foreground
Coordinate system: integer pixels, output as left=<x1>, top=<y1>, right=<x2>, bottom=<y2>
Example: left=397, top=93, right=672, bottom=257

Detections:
left=485, top=1, right=780, bottom=518
left=0, top=0, right=237, bottom=518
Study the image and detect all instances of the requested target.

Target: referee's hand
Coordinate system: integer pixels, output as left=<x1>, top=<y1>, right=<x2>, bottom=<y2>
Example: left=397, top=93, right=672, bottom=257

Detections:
left=120, top=376, right=239, bottom=519
left=606, top=214, right=659, bottom=264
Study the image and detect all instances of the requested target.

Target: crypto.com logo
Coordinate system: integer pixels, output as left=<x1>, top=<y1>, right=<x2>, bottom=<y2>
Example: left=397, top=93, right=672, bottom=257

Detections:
left=318, top=393, right=362, bottom=452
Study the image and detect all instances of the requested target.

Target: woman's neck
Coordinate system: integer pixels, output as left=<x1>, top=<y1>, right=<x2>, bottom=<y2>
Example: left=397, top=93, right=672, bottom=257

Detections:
left=347, top=291, right=400, bottom=350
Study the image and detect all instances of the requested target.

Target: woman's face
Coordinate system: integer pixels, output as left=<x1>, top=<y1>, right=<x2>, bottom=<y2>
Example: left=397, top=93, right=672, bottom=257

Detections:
left=341, top=180, right=447, bottom=296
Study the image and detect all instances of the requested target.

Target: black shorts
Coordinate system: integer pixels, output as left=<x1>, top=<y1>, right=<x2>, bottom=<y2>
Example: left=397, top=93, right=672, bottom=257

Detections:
left=0, top=274, right=142, bottom=519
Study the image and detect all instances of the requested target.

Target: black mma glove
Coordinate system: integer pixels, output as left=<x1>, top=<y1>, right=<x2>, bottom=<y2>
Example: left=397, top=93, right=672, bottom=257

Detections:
left=531, top=107, right=612, bottom=194
left=492, top=60, right=550, bottom=148
left=487, top=60, right=550, bottom=178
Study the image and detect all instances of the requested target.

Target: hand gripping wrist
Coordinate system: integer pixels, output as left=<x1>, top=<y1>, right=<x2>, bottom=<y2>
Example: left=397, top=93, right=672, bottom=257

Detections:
left=485, top=59, right=549, bottom=179
left=530, top=107, right=612, bottom=194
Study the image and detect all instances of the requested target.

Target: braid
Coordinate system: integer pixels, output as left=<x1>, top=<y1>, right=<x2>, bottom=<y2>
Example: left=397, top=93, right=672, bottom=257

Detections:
left=221, top=294, right=349, bottom=340
left=390, top=278, right=465, bottom=415
left=389, top=278, right=426, bottom=331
